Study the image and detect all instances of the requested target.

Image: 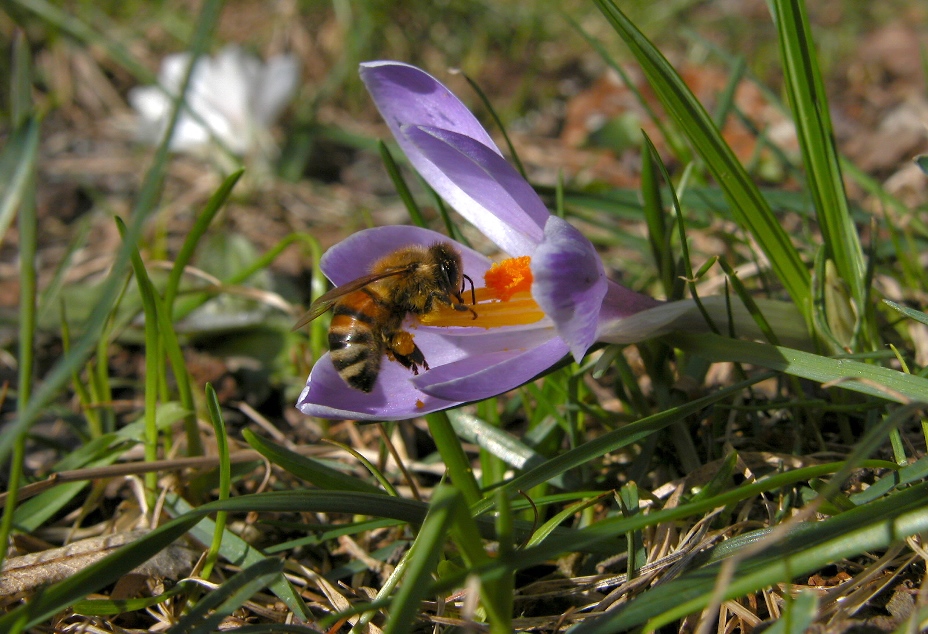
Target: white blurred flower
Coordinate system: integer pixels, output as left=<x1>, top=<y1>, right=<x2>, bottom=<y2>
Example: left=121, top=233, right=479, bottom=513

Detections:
left=129, top=45, right=299, bottom=156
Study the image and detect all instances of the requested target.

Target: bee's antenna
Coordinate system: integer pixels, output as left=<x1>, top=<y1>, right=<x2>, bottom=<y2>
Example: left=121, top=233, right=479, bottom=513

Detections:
left=462, top=274, right=476, bottom=305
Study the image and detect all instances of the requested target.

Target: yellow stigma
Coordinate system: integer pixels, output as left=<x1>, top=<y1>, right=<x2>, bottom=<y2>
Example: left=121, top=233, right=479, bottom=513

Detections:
left=419, top=256, right=546, bottom=328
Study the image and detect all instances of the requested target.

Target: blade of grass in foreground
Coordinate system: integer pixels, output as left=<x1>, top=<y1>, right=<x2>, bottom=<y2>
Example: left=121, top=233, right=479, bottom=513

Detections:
left=385, top=484, right=513, bottom=633
left=771, top=0, right=867, bottom=325
left=423, top=458, right=897, bottom=614
left=569, top=482, right=928, bottom=632
left=427, top=411, right=483, bottom=506
left=168, top=559, right=285, bottom=634
left=669, top=331, right=928, bottom=403
left=243, top=429, right=383, bottom=494
left=474, top=373, right=774, bottom=517
left=0, top=514, right=204, bottom=632
left=593, top=0, right=811, bottom=316
left=163, top=495, right=311, bottom=621
left=382, top=486, right=458, bottom=634
left=201, top=384, right=231, bottom=580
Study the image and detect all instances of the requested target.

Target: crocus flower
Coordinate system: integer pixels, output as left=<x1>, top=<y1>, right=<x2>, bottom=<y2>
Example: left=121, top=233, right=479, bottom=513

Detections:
left=297, top=61, right=800, bottom=421
left=129, top=45, right=298, bottom=156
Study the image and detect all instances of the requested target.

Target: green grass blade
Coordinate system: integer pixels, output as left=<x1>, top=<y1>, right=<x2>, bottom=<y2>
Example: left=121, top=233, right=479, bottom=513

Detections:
left=118, top=216, right=202, bottom=455
left=163, top=494, right=311, bottom=620
left=644, top=132, right=720, bottom=329
left=379, top=140, right=427, bottom=228
left=242, top=429, right=383, bottom=494
left=10, top=30, right=31, bottom=124
left=0, top=35, right=38, bottom=576
left=13, top=481, right=91, bottom=533
left=328, top=436, right=402, bottom=495
left=471, top=373, right=771, bottom=516
left=0, top=0, right=224, bottom=466
left=0, top=516, right=204, bottom=632
left=884, top=300, right=928, bottom=327
left=164, top=169, right=244, bottom=310
left=639, top=133, right=675, bottom=296
left=383, top=486, right=459, bottom=634
left=73, top=581, right=194, bottom=616
left=168, top=559, right=285, bottom=634
left=526, top=493, right=611, bottom=548
left=771, top=0, right=866, bottom=317
left=0, top=118, right=39, bottom=250
left=201, top=384, right=231, bottom=579
left=153, top=283, right=203, bottom=455
left=593, top=0, right=811, bottom=314
left=448, top=410, right=577, bottom=489
left=571, top=483, right=928, bottom=631
left=428, top=459, right=896, bottom=604
left=196, top=490, right=568, bottom=551
left=119, top=216, right=162, bottom=500
left=0, top=118, right=39, bottom=578
left=426, top=410, right=483, bottom=506
left=669, top=332, right=928, bottom=404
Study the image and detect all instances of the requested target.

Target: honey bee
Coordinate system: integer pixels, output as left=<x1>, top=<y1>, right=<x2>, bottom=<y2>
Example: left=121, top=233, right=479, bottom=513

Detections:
left=295, top=243, right=477, bottom=392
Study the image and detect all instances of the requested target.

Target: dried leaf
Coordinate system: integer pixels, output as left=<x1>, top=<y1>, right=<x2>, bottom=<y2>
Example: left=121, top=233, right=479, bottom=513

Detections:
left=0, top=530, right=197, bottom=596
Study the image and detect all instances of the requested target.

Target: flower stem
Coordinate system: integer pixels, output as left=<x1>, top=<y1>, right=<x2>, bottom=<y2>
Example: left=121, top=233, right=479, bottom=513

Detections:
left=426, top=411, right=482, bottom=506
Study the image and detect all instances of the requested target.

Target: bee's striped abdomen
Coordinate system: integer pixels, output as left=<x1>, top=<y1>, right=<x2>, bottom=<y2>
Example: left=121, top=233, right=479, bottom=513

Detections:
left=328, top=289, right=392, bottom=393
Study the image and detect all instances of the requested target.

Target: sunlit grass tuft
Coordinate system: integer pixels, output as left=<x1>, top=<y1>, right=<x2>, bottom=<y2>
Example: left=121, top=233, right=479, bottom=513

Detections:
left=2, top=0, right=927, bottom=631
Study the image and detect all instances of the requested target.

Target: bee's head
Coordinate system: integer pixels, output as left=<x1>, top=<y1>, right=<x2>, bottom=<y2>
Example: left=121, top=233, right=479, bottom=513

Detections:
left=429, top=243, right=464, bottom=290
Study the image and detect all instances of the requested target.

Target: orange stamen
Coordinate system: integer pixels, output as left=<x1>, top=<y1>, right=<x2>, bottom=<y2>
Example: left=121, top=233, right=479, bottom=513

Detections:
left=484, top=256, right=533, bottom=301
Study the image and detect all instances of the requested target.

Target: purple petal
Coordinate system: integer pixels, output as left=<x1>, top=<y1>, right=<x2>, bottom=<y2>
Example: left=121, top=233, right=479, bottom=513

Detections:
left=360, top=61, right=550, bottom=256
left=360, top=61, right=501, bottom=157
left=595, top=280, right=663, bottom=341
left=411, top=324, right=558, bottom=364
left=403, top=125, right=548, bottom=256
left=297, top=352, right=463, bottom=421
left=530, top=216, right=608, bottom=361
left=413, top=335, right=569, bottom=401
left=320, top=225, right=491, bottom=285
left=596, top=299, right=700, bottom=345
left=298, top=314, right=561, bottom=418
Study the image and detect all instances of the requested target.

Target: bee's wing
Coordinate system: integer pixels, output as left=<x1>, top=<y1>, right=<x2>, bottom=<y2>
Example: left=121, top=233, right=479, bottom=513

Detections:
left=292, top=267, right=412, bottom=331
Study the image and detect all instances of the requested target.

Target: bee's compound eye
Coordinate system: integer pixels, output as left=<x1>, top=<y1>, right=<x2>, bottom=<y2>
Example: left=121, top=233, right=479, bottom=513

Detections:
left=439, top=261, right=456, bottom=286
left=432, top=244, right=463, bottom=289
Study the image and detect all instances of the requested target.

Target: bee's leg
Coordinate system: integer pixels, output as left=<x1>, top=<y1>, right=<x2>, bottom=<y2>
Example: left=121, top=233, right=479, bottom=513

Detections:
left=387, top=331, right=429, bottom=375
left=430, top=290, right=477, bottom=320
left=449, top=294, right=478, bottom=319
